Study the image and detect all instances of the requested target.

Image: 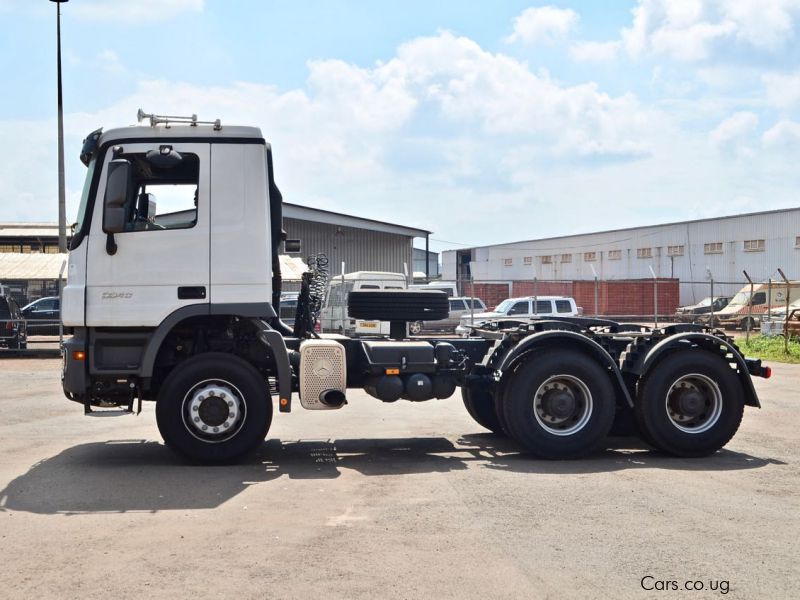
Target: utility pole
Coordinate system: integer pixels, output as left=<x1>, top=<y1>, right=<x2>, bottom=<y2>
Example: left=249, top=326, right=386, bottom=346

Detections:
left=51, top=0, right=69, bottom=253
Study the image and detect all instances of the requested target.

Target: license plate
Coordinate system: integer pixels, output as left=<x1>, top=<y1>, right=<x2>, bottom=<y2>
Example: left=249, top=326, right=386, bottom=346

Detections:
left=359, top=321, right=378, bottom=328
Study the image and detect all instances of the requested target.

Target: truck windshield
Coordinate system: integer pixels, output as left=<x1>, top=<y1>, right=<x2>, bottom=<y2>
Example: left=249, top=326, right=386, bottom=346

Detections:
left=495, top=299, right=514, bottom=313
left=729, top=291, right=751, bottom=306
left=74, top=158, right=96, bottom=234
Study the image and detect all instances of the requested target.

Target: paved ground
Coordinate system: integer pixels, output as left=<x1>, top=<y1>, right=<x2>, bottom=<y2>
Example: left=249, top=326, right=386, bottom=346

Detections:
left=0, top=358, right=797, bottom=599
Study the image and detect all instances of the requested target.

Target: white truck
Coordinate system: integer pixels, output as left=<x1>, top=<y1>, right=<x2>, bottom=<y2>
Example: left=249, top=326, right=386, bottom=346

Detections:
left=60, top=110, right=772, bottom=463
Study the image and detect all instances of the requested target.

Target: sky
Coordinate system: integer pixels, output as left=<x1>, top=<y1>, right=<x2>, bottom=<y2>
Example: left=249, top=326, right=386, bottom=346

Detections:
left=1, top=0, right=799, bottom=255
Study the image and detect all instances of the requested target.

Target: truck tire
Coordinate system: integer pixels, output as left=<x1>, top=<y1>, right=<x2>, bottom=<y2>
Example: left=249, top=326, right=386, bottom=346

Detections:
left=462, top=385, right=504, bottom=435
left=348, top=290, right=449, bottom=322
left=634, top=350, right=744, bottom=457
left=500, top=351, right=615, bottom=459
left=156, top=353, right=273, bottom=463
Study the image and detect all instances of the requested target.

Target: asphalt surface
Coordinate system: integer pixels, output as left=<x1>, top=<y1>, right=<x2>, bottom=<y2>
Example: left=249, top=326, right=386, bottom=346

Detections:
left=0, top=358, right=797, bottom=599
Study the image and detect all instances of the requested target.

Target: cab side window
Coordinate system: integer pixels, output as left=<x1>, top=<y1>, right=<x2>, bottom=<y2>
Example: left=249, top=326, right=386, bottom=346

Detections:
left=508, top=301, right=530, bottom=315
left=111, top=151, right=200, bottom=232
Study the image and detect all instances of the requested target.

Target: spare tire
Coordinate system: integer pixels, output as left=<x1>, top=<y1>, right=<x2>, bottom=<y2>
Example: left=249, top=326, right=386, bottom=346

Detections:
left=348, top=290, right=449, bottom=322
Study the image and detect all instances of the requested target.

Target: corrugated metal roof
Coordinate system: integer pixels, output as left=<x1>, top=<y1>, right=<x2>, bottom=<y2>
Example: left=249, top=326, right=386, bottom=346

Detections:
left=0, top=253, right=68, bottom=279
left=0, top=223, right=61, bottom=238
left=279, top=255, right=307, bottom=281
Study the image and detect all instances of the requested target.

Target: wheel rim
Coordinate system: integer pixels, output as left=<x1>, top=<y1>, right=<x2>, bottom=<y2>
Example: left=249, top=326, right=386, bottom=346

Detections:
left=532, top=375, right=593, bottom=436
left=665, top=373, right=723, bottom=434
left=181, top=379, right=247, bottom=443
left=410, top=322, right=421, bottom=334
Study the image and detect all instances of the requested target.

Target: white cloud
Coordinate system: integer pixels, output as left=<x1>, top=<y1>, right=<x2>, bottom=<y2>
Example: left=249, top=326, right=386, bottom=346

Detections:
left=708, top=111, right=759, bottom=156
left=569, top=40, right=621, bottom=62
left=4, top=30, right=799, bottom=249
left=505, top=6, right=579, bottom=45
left=762, top=119, right=800, bottom=147
left=73, top=0, right=203, bottom=22
left=615, top=0, right=800, bottom=61
left=762, top=71, right=800, bottom=108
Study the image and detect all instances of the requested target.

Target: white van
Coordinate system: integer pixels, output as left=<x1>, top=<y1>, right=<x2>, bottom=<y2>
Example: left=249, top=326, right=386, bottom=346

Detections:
left=321, top=271, right=407, bottom=335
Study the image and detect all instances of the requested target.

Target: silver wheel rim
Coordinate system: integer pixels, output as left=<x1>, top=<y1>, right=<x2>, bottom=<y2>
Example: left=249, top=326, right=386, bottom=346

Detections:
left=181, top=379, right=247, bottom=443
left=410, top=322, right=421, bottom=334
left=665, top=373, right=723, bottom=434
left=533, top=375, right=593, bottom=436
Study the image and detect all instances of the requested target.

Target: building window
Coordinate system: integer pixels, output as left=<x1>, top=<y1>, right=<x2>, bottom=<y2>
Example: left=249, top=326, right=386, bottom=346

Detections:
left=561, top=253, right=572, bottom=263
left=667, top=245, right=684, bottom=256
left=637, top=247, right=652, bottom=259
left=583, top=251, right=597, bottom=262
left=523, top=256, right=532, bottom=265
left=540, top=255, right=552, bottom=264
left=704, top=242, right=723, bottom=254
left=743, top=239, right=765, bottom=252
left=607, top=250, right=621, bottom=260
left=503, top=258, right=513, bottom=267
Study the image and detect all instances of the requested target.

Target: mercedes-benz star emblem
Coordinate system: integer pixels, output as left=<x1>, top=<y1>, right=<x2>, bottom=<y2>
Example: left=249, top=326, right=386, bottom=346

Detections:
left=312, top=358, right=333, bottom=377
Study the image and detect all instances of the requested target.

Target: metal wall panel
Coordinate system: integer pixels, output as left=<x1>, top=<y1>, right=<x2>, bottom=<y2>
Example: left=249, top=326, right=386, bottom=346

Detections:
left=284, top=218, right=413, bottom=276
left=443, top=208, right=800, bottom=304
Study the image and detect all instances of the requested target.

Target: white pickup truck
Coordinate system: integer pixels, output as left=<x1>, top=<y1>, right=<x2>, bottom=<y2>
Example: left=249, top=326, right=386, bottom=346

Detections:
left=456, top=296, right=580, bottom=335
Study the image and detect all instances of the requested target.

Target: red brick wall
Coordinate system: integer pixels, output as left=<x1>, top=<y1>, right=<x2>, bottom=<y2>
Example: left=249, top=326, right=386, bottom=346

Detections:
left=465, top=279, right=679, bottom=316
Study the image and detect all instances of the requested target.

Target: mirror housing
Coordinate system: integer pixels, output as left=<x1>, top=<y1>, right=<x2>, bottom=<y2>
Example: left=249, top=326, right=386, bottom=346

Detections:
left=103, top=159, right=133, bottom=234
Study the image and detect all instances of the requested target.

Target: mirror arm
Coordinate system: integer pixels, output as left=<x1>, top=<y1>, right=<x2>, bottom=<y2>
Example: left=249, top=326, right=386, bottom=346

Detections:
left=106, top=233, right=117, bottom=256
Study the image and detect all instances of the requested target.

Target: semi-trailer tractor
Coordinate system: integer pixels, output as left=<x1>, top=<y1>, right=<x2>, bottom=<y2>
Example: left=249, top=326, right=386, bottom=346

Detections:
left=60, top=110, right=771, bottom=463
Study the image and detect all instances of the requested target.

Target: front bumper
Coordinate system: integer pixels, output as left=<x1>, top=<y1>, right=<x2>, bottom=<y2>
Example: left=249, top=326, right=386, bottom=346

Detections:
left=61, top=329, right=88, bottom=400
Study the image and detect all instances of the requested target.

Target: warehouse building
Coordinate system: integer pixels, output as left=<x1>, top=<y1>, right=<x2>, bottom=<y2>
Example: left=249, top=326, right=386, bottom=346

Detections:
left=443, top=207, right=800, bottom=306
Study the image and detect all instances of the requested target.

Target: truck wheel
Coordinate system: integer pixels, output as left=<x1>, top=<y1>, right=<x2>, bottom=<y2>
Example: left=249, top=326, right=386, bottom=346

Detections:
left=739, top=317, right=757, bottom=331
left=635, top=351, right=744, bottom=457
left=156, top=353, right=272, bottom=463
left=462, top=385, right=504, bottom=435
left=500, top=351, right=615, bottom=459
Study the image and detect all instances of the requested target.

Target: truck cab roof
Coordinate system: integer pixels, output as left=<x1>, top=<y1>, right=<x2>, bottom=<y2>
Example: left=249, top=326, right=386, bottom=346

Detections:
left=99, top=123, right=266, bottom=147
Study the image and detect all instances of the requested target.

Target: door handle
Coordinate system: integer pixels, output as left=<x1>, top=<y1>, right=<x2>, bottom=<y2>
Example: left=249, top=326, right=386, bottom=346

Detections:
left=178, top=286, right=206, bottom=300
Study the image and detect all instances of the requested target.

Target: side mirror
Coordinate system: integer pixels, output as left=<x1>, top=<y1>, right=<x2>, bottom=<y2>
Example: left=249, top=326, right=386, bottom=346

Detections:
left=103, top=159, right=132, bottom=234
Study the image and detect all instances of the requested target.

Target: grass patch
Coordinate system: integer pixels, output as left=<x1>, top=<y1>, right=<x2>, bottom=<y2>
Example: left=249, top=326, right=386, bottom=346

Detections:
left=737, top=334, right=800, bottom=364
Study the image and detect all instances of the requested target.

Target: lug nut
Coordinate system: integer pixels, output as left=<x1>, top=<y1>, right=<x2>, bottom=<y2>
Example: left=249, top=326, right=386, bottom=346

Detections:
left=227, top=400, right=233, bottom=407
left=220, top=392, right=226, bottom=399
left=202, top=425, right=208, bottom=431
left=194, top=417, right=200, bottom=423
left=213, top=427, right=219, bottom=433
left=198, top=395, right=204, bottom=401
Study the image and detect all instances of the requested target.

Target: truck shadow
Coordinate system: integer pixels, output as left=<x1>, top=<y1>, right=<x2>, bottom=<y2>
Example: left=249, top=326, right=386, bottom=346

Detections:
left=0, top=435, right=785, bottom=515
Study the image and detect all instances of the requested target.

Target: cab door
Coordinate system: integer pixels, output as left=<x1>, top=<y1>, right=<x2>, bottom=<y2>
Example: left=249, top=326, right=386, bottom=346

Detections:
left=85, top=142, right=210, bottom=327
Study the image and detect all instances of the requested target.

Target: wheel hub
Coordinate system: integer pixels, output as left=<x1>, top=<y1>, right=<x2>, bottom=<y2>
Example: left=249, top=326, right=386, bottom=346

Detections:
left=541, top=388, right=576, bottom=420
left=665, top=374, right=723, bottom=434
left=533, top=376, right=593, bottom=436
left=184, top=382, right=243, bottom=440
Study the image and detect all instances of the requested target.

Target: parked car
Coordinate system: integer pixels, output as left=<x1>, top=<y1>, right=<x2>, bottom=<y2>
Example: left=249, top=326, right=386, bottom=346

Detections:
left=0, top=296, right=27, bottom=349
left=455, top=296, right=580, bottom=335
left=409, top=296, right=487, bottom=334
left=279, top=292, right=299, bottom=323
left=409, top=281, right=459, bottom=297
left=673, top=296, right=731, bottom=324
left=21, top=296, right=63, bottom=336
